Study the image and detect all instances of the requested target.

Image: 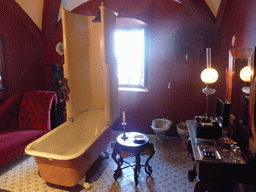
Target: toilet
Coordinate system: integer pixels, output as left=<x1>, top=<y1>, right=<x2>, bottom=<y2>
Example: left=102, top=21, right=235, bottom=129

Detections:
left=176, top=122, right=189, bottom=149
left=151, top=118, right=172, bottom=145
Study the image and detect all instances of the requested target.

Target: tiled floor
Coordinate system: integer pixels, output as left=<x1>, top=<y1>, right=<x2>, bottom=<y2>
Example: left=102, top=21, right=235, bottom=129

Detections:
left=0, top=131, right=194, bottom=192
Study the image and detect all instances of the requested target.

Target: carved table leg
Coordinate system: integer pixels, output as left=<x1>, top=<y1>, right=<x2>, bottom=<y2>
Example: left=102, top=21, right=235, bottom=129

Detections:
left=188, top=164, right=197, bottom=182
left=145, top=142, right=155, bottom=175
left=134, top=154, right=141, bottom=186
left=112, top=144, right=122, bottom=180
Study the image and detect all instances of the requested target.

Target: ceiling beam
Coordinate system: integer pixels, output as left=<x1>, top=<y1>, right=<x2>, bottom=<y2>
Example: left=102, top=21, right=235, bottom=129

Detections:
left=178, top=0, right=216, bottom=29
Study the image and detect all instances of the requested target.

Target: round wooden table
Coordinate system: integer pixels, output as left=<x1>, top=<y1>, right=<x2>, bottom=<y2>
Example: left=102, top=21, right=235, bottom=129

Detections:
left=111, top=132, right=155, bottom=186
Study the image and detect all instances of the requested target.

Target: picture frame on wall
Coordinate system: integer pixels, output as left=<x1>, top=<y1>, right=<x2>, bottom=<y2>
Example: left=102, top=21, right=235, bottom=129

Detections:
left=0, top=36, right=6, bottom=91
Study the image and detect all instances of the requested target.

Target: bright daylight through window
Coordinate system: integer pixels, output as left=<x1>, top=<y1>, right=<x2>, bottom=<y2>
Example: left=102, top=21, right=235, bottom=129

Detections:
left=115, top=28, right=146, bottom=88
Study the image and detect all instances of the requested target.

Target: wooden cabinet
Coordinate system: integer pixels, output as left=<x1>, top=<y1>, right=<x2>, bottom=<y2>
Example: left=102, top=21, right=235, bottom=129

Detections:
left=226, top=47, right=256, bottom=162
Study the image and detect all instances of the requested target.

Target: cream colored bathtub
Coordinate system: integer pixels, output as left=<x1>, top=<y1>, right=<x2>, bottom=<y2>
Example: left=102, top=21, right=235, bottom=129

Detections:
left=25, top=109, right=113, bottom=187
left=24, top=3, right=119, bottom=188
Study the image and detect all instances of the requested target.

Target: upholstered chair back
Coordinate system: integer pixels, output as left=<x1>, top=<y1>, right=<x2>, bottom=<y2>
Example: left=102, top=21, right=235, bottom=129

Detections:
left=19, top=91, right=57, bottom=131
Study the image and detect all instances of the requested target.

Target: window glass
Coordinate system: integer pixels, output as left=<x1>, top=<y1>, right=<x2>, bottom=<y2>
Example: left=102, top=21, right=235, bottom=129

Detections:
left=115, top=28, right=146, bottom=87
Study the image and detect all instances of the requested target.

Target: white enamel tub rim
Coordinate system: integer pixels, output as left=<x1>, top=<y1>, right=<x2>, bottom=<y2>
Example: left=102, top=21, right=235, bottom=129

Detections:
left=25, top=109, right=111, bottom=161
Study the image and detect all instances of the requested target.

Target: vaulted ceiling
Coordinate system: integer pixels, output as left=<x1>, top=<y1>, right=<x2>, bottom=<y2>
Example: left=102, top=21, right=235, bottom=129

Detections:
left=14, top=0, right=222, bottom=30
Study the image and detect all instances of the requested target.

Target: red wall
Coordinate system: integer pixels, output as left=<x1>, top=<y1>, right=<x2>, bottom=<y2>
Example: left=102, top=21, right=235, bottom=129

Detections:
left=213, top=0, right=256, bottom=117
left=3, top=0, right=256, bottom=135
left=0, top=2, right=45, bottom=103
left=112, top=0, right=215, bottom=135
left=43, top=0, right=214, bottom=135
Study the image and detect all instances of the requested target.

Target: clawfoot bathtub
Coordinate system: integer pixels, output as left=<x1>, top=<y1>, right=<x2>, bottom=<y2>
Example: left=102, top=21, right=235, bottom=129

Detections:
left=25, top=3, right=119, bottom=189
left=25, top=110, right=114, bottom=188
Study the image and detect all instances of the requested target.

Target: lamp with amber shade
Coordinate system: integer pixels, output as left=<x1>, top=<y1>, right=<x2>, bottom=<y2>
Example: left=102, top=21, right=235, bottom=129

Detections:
left=201, top=48, right=219, bottom=117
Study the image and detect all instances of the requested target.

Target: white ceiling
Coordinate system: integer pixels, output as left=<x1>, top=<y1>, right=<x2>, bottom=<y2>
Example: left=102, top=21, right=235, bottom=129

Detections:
left=15, top=0, right=44, bottom=29
left=205, top=0, right=221, bottom=17
left=14, top=0, right=221, bottom=30
left=57, top=0, right=91, bottom=21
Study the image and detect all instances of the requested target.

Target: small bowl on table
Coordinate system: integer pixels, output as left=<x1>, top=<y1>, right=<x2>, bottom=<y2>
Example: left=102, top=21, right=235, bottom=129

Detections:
left=219, top=137, right=233, bottom=148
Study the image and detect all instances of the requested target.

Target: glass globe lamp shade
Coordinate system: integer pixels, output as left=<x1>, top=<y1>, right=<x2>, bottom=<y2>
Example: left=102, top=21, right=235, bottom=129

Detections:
left=200, top=68, right=219, bottom=84
left=240, top=66, right=251, bottom=82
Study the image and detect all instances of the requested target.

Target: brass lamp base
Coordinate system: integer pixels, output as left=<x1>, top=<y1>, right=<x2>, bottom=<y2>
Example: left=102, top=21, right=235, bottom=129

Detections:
left=121, top=123, right=128, bottom=140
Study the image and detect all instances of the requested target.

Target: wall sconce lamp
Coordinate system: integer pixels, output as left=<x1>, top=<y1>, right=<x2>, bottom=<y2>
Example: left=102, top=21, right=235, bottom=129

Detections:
left=240, top=59, right=251, bottom=94
left=201, top=48, right=219, bottom=116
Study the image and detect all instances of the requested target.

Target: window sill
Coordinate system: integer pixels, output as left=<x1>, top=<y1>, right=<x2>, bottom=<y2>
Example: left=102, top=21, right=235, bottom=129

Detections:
left=119, top=87, right=148, bottom=92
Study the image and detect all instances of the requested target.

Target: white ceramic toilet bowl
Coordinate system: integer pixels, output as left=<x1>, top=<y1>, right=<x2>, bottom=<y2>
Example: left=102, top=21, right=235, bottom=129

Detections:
left=151, top=118, right=172, bottom=134
left=151, top=118, right=172, bottom=145
left=177, top=122, right=188, bottom=149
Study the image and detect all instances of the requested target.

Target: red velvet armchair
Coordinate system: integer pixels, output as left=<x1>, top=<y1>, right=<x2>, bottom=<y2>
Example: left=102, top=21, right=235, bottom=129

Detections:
left=0, top=90, right=57, bottom=166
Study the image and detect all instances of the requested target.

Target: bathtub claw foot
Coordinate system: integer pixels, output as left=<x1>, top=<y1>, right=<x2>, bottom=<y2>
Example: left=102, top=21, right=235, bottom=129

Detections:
left=79, top=175, right=90, bottom=190
left=83, top=182, right=91, bottom=190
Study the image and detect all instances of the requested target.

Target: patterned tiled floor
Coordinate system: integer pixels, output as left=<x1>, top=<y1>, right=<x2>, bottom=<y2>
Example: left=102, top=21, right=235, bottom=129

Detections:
left=0, top=131, right=194, bottom=192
